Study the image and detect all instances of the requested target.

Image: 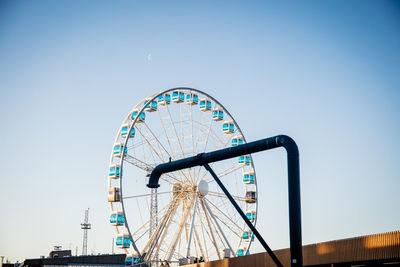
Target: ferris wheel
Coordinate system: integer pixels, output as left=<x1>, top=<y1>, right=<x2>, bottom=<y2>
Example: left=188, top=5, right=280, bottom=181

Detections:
left=107, top=88, right=258, bottom=265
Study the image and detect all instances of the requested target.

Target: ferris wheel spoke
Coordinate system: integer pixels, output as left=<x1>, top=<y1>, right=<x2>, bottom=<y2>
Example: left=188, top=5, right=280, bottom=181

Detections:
left=131, top=204, right=170, bottom=239
left=207, top=191, right=247, bottom=202
left=135, top=197, right=145, bottom=226
left=193, top=109, right=207, bottom=154
left=166, top=195, right=195, bottom=261
left=196, top=134, right=234, bottom=182
left=143, top=195, right=181, bottom=260
left=123, top=191, right=172, bottom=199
left=199, top=198, right=221, bottom=260
left=142, top=199, right=176, bottom=254
left=196, top=201, right=210, bottom=261
left=193, top=223, right=205, bottom=259
left=152, top=196, right=182, bottom=260
left=190, top=105, right=196, bottom=180
left=137, top=106, right=195, bottom=182
left=203, top=199, right=235, bottom=256
left=180, top=103, right=196, bottom=184
left=135, top=127, right=185, bottom=183
left=156, top=108, right=177, bottom=160
left=209, top=127, right=230, bottom=149
left=124, top=154, right=181, bottom=184
left=136, top=126, right=167, bottom=162
left=166, top=104, right=185, bottom=158
left=193, top=114, right=215, bottom=182
left=142, top=121, right=173, bottom=160
left=134, top=227, right=150, bottom=244
left=204, top=197, right=243, bottom=237
left=186, top=196, right=198, bottom=257
left=205, top=164, right=242, bottom=183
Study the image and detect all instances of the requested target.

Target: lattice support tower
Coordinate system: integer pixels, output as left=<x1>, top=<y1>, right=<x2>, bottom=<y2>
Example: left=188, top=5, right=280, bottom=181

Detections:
left=149, top=188, right=158, bottom=261
left=80, top=208, right=91, bottom=256
left=149, top=188, right=158, bottom=236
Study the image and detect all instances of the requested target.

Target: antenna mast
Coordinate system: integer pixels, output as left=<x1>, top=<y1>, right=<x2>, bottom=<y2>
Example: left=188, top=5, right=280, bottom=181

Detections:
left=80, top=208, right=91, bottom=255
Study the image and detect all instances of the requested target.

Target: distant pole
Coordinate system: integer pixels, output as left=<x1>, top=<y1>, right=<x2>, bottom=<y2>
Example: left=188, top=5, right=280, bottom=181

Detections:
left=112, top=238, right=115, bottom=254
left=80, top=208, right=91, bottom=255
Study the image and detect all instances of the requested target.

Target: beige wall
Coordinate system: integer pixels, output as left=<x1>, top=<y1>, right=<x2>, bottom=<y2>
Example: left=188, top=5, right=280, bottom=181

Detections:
left=184, top=230, right=400, bottom=267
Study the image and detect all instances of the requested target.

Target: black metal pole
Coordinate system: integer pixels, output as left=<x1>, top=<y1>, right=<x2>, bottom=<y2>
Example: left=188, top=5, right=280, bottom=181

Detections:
left=204, top=163, right=283, bottom=267
left=147, top=135, right=302, bottom=267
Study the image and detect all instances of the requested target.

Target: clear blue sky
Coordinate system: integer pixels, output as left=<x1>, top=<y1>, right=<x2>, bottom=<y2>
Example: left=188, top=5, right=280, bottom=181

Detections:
left=1, top=0, right=399, bottom=263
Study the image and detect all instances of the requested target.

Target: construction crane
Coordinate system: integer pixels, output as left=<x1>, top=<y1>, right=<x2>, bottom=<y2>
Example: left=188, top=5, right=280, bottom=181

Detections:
left=80, top=208, right=91, bottom=255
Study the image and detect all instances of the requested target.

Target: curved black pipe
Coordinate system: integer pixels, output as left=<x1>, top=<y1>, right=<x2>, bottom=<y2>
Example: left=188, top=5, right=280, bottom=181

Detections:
left=147, top=135, right=302, bottom=267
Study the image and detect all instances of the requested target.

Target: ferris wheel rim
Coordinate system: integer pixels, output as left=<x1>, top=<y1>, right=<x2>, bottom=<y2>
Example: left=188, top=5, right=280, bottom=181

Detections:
left=108, top=87, right=259, bottom=261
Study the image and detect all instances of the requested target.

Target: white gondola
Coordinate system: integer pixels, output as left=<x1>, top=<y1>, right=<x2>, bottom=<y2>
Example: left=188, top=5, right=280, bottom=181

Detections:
left=185, top=92, right=199, bottom=105
left=110, top=211, right=124, bottom=226
left=222, top=121, right=234, bottom=134
left=238, top=155, right=251, bottom=165
left=245, top=211, right=256, bottom=223
left=108, top=187, right=120, bottom=202
left=242, top=231, right=254, bottom=241
left=231, top=135, right=244, bottom=146
left=157, top=93, right=171, bottom=105
left=116, top=234, right=131, bottom=248
left=144, top=98, right=157, bottom=112
left=199, top=98, right=212, bottom=111
left=121, top=124, right=135, bottom=138
left=109, top=164, right=121, bottom=179
left=130, top=109, right=145, bottom=123
left=243, top=171, right=255, bottom=184
left=172, top=90, right=185, bottom=103
left=113, top=142, right=127, bottom=158
left=125, top=254, right=141, bottom=266
left=212, top=108, right=224, bottom=121
left=245, top=191, right=256, bottom=203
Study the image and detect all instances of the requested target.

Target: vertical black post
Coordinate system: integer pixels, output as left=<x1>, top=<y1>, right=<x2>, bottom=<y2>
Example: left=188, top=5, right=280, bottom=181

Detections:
left=277, top=136, right=302, bottom=267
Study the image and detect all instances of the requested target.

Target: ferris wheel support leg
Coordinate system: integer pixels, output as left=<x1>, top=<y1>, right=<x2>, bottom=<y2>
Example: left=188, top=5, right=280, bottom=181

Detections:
left=203, top=163, right=283, bottom=267
left=186, top=196, right=198, bottom=258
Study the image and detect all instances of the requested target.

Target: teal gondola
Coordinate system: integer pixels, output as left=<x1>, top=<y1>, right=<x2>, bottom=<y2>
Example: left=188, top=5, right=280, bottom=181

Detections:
left=110, top=211, right=124, bottom=226
left=109, top=164, right=121, bottom=179
left=212, top=108, right=224, bottom=121
left=222, top=121, right=234, bottom=134
left=121, top=124, right=135, bottom=138
left=130, top=109, right=145, bottom=122
left=172, top=90, right=185, bottom=103
left=144, top=99, right=157, bottom=112
left=232, top=136, right=244, bottom=146
left=125, top=255, right=141, bottom=266
left=199, top=98, right=212, bottom=111
left=243, top=172, right=255, bottom=184
left=113, top=143, right=127, bottom=157
left=116, top=234, right=131, bottom=248
left=186, top=92, right=199, bottom=105
left=238, top=155, right=251, bottom=165
left=158, top=93, right=171, bottom=105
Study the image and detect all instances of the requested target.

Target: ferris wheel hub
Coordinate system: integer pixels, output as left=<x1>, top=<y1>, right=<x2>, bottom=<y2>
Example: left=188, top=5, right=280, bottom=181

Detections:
left=198, top=179, right=209, bottom=196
